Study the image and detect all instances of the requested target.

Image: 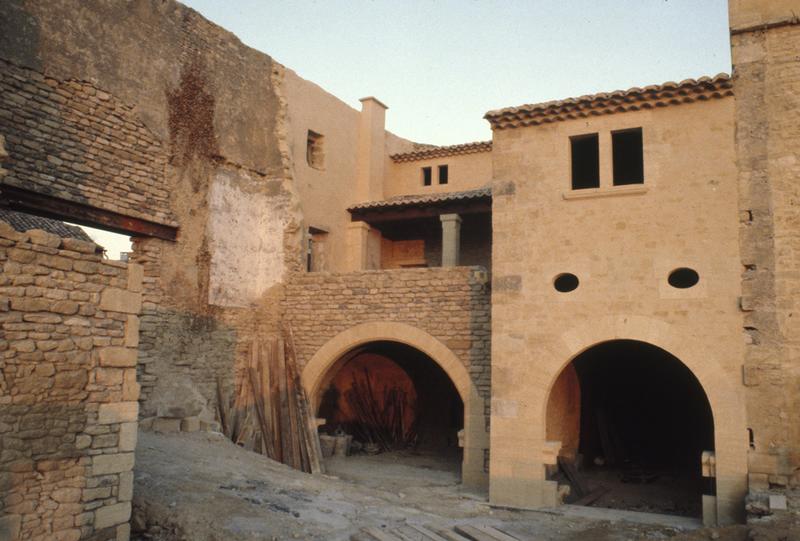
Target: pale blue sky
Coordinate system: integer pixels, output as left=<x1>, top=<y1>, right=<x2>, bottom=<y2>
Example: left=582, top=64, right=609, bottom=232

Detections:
left=87, top=0, right=733, bottom=257
left=183, top=0, right=732, bottom=145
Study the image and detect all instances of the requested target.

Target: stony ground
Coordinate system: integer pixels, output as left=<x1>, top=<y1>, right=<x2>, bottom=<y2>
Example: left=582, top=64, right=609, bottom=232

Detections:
left=131, top=432, right=798, bottom=541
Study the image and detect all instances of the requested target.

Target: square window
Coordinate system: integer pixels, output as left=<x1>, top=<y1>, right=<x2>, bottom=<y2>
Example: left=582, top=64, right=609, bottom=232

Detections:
left=612, top=128, right=644, bottom=185
left=570, top=133, right=599, bottom=190
left=438, top=164, right=449, bottom=185
left=422, top=166, right=432, bottom=186
left=307, top=130, right=324, bottom=169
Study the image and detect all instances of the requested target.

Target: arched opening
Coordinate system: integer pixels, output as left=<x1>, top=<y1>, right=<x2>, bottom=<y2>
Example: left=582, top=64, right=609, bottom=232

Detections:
left=546, top=340, right=714, bottom=518
left=315, top=340, right=465, bottom=486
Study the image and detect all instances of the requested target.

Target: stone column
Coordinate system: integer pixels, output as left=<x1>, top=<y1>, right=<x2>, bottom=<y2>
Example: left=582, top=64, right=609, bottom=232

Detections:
left=440, top=213, right=462, bottom=267
left=346, top=221, right=371, bottom=271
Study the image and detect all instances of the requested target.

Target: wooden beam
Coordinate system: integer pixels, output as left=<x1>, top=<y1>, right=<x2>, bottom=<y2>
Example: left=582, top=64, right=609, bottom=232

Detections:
left=0, top=185, right=178, bottom=241
left=349, top=198, right=491, bottom=224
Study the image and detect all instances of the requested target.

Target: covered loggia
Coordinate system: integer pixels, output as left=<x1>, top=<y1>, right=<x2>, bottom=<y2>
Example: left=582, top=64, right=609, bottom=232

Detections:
left=315, top=340, right=465, bottom=481
left=546, top=340, right=714, bottom=518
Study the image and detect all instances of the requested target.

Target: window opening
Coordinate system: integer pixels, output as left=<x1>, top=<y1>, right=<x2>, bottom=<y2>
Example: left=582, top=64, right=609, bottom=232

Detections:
left=438, top=164, right=449, bottom=185
left=307, top=130, right=325, bottom=169
left=422, top=167, right=432, bottom=186
left=554, top=273, right=580, bottom=293
left=668, top=268, right=700, bottom=289
left=570, top=133, right=599, bottom=190
left=612, top=128, right=644, bottom=185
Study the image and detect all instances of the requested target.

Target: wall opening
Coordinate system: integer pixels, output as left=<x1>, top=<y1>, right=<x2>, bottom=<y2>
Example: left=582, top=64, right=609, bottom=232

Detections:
left=570, top=133, right=600, bottom=190
left=438, top=164, right=449, bottom=185
left=612, top=128, right=644, bottom=185
left=422, top=166, right=433, bottom=186
left=546, top=340, right=714, bottom=518
left=316, top=340, right=464, bottom=479
left=306, top=129, right=325, bottom=169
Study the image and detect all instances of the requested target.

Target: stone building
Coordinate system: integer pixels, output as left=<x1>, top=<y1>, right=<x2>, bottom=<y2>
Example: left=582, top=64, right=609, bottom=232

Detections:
left=0, top=0, right=798, bottom=539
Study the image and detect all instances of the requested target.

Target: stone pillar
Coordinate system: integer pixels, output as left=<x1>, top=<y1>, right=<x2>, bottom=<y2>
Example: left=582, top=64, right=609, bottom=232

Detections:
left=440, top=213, right=462, bottom=267
left=346, top=221, right=371, bottom=271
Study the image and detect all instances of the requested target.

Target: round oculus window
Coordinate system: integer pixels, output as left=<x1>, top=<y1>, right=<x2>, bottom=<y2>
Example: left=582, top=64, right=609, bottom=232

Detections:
left=668, top=267, right=700, bottom=289
left=554, top=273, right=579, bottom=293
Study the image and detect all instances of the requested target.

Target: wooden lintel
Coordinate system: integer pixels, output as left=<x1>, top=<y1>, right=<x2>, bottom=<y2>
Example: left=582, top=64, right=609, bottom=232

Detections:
left=349, top=199, right=491, bottom=224
left=0, top=185, right=178, bottom=241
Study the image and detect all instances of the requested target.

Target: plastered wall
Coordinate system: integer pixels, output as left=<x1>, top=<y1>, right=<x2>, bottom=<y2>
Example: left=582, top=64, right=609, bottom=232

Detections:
left=385, top=151, right=492, bottom=198
left=489, top=97, right=748, bottom=523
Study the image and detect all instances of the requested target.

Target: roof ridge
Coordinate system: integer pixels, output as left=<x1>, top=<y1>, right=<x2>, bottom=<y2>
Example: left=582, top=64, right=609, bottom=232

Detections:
left=484, top=73, right=733, bottom=130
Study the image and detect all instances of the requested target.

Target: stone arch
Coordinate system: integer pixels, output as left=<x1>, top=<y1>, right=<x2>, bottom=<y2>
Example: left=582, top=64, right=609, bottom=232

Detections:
left=301, top=321, right=488, bottom=489
left=540, top=315, right=747, bottom=525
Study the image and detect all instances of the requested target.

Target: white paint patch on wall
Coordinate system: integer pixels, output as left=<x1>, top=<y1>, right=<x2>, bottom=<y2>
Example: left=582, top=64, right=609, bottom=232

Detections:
left=207, top=169, right=290, bottom=307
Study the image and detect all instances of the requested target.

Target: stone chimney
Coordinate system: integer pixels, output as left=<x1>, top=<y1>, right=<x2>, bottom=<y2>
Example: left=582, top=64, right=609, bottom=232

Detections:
left=355, top=96, right=387, bottom=202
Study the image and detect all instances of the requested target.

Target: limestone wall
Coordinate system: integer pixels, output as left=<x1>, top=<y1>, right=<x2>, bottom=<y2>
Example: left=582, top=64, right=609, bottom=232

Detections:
left=730, top=5, right=800, bottom=487
left=489, top=96, right=748, bottom=522
left=284, top=267, right=492, bottom=401
left=0, top=223, right=142, bottom=541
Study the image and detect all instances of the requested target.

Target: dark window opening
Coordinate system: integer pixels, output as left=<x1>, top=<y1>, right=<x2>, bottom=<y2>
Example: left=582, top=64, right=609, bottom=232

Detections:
left=668, top=267, right=700, bottom=289
left=554, top=273, right=579, bottom=293
left=438, top=165, right=449, bottom=185
left=307, top=130, right=324, bottom=169
left=570, top=133, right=600, bottom=190
left=612, top=128, right=644, bottom=185
left=422, top=167, right=432, bottom=186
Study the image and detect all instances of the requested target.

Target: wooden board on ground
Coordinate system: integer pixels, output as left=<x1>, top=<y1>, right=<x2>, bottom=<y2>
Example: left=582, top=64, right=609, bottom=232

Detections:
left=351, top=527, right=407, bottom=541
left=454, top=524, right=521, bottom=541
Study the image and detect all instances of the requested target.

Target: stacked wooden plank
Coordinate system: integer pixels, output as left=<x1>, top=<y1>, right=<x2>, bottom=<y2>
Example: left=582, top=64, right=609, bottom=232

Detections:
left=216, top=326, right=324, bottom=474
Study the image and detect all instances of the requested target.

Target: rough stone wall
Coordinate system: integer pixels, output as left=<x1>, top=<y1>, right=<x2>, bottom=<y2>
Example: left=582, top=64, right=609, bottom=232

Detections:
left=0, top=222, right=142, bottom=541
left=0, top=58, right=173, bottom=227
left=0, top=0, right=304, bottom=425
left=731, top=15, right=800, bottom=487
left=283, top=267, right=491, bottom=400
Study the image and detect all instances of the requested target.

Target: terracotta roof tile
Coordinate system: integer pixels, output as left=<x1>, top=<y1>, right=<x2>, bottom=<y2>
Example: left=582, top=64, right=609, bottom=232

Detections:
left=484, top=74, right=733, bottom=130
left=348, top=186, right=491, bottom=211
left=391, top=141, right=492, bottom=163
left=0, top=209, right=95, bottom=242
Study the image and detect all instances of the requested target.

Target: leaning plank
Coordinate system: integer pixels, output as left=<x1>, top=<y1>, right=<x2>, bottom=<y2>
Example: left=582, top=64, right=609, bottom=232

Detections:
left=286, top=324, right=325, bottom=474
left=557, top=456, right=590, bottom=498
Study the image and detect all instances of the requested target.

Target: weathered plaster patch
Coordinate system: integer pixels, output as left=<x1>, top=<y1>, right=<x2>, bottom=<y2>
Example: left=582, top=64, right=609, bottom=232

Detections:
left=207, top=168, right=291, bottom=307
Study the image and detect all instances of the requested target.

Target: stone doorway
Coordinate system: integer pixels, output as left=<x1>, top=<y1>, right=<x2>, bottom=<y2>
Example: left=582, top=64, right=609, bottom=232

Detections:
left=546, top=340, right=715, bottom=519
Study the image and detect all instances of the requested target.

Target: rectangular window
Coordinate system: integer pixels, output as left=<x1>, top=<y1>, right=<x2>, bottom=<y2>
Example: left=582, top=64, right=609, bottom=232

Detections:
left=306, top=130, right=324, bottom=169
left=438, top=164, right=449, bottom=185
left=612, top=128, right=644, bottom=185
left=422, top=166, right=432, bottom=186
left=570, top=133, right=599, bottom=190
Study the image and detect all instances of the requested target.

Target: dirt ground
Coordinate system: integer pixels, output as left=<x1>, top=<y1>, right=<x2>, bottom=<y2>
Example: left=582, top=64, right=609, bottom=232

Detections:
left=131, top=432, right=798, bottom=541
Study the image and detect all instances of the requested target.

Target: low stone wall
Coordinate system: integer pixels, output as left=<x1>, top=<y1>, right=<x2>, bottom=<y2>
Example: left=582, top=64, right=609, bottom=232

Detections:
left=0, top=222, right=141, bottom=541
left=283, top=266, right=491, bottom=400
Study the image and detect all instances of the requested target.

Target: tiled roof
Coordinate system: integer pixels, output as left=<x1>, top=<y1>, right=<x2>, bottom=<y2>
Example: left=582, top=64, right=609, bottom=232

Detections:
left=348, top=186, right=491, bottom=211
left=0, top=208, right=95, bottom=242
left=390, top=141, right=492, bottom=163
left=484, top=74, right=733, bottom=130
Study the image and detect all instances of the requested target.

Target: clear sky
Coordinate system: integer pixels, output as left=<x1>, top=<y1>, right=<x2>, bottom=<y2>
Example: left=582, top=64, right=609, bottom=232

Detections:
left=84, top=0, right=733, bottom=257
left=182, top=0, right=732, bottom=145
